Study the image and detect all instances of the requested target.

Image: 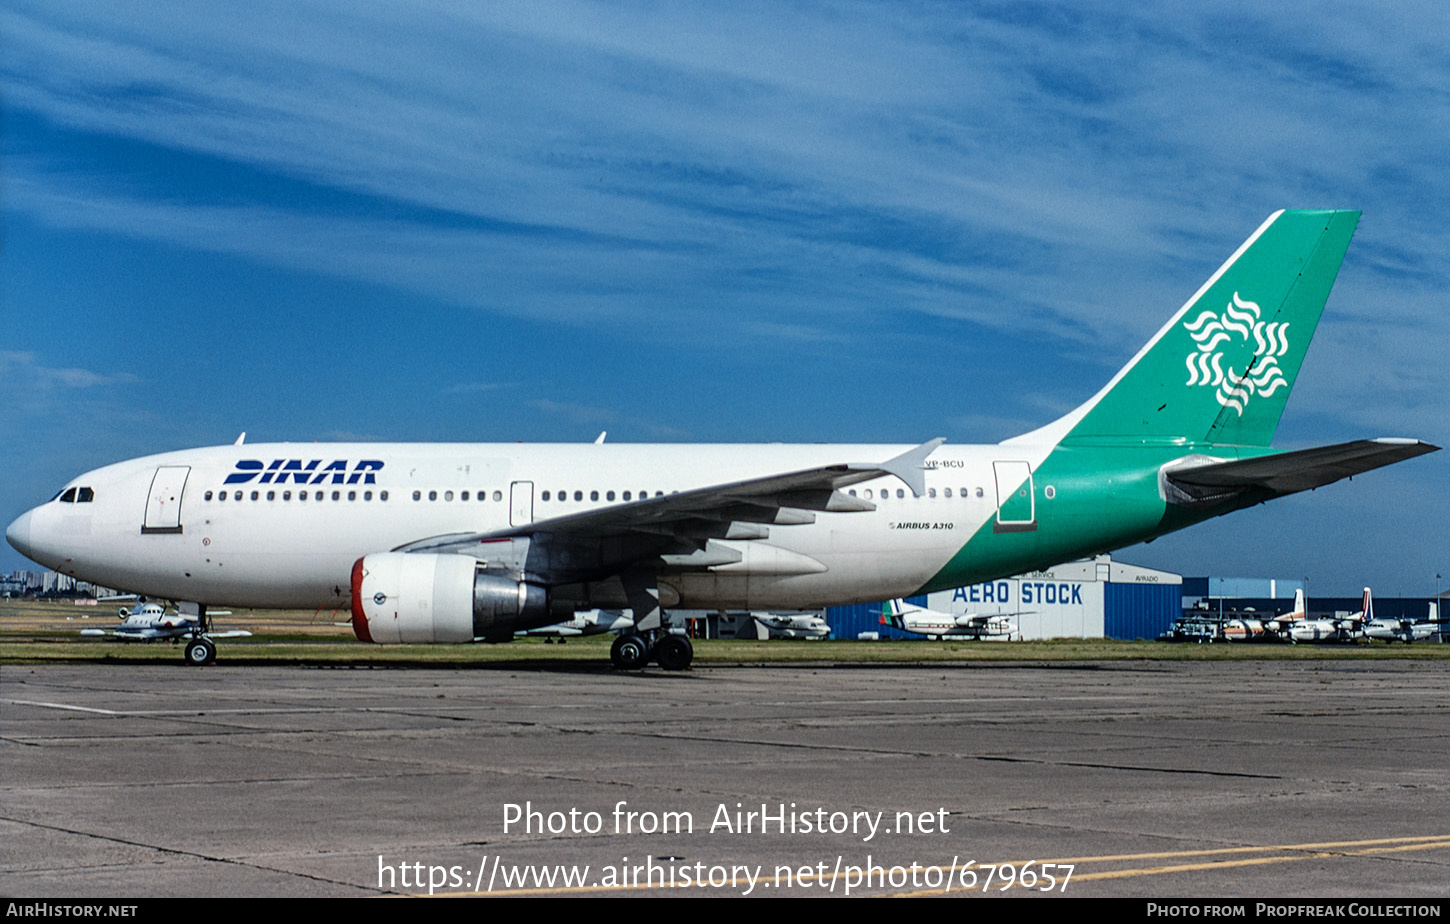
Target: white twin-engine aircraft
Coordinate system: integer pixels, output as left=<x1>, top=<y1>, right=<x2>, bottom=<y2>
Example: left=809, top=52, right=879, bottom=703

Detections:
left=78, top=602, right=252, bottom=664
left=878, top=598, right=1022, bottom=640
left=5, top=210, right=1438, bottom=669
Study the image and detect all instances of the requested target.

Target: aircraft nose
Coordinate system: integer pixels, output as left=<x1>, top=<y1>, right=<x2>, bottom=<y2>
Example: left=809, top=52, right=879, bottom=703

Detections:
left=6, top=509, right=34, bottom=560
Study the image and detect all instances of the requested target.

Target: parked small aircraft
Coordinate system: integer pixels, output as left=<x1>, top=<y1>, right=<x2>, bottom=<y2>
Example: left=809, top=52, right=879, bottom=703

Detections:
left=879, top=598, right=1020, bottom=640
left=79, top=602, right=251, bottom=664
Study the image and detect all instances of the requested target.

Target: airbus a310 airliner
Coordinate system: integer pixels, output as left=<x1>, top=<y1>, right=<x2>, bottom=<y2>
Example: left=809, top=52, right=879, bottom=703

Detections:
left=6, top=210, right=1438, bottom=668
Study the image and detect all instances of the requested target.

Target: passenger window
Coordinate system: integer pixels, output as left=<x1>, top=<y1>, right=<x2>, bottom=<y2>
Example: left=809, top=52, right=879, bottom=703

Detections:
left=444, top=491, right=453, bottom=501
left=267, top=491, right=276, bottom=501
left=541, top=491, right=550, bottom=501
left=623, top=491, right=631, bottom=501
left=606, top=491, right=615, bottom=501
left=429, top=490, right=438, bottom=501
left=348, top=490, right=356, bottom=501
left=573, top=490, right=583, bottom=501
left=976, top=487, right=984, bottom=498
left=364, top=491, right=372, bottom=501
left=380, top=490, right=389, bottom=501
left=283, top=491, right=292, bottom=501
left=413, top=491, right=421, bottom=501
left=493, top=490, right=503, bottom=501
left=205, top=491, right=214, bottom=501
left=333, top=490, right=341, bottom=501
left=235, top=491, right=243, bottom=501
left=251, top=491, right=259, bottom=501
left=945, top=488, right=953, bottom=498
left=219, top=492, right=226, bottom=502
left=590, top=490, right=599, bottom=501
left=298, top=491, right=306, bottom=502
left=461, top=491, right=470, bottom=501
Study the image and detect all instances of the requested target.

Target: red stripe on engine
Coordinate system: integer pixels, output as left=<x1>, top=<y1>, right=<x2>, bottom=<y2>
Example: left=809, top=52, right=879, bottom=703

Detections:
left=350, top=557, right=373, bottom=643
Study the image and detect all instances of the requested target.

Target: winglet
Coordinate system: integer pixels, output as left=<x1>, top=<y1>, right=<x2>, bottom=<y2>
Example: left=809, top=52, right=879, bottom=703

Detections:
left=851, top=438, right=944, bottom=496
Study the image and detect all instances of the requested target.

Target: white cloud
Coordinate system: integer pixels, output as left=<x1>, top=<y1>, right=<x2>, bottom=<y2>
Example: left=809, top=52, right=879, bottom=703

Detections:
left=0, top=350, right=139, bottom=399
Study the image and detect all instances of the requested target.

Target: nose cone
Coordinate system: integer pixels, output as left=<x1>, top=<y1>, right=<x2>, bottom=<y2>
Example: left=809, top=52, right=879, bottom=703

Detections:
left=6, top=509, right=34, bottom=560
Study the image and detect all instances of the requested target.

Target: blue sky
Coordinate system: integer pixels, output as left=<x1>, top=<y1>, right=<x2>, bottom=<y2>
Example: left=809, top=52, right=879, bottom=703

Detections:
left=2, top=1, right=1446, bottom=596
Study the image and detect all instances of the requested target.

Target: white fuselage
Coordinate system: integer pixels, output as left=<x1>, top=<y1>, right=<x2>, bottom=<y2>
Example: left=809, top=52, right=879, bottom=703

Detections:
left=1364, top=620, right=1439, bottom=643
left=9, top=440, right=1051, bottom=612
left=750, top=613, right=831, bottom=639
left=892, top=610, right=1015, bottom=639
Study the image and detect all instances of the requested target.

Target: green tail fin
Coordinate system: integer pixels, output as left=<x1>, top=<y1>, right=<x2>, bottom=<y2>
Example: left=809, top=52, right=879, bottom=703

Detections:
left=1036, top=210, right=1360, bottom=448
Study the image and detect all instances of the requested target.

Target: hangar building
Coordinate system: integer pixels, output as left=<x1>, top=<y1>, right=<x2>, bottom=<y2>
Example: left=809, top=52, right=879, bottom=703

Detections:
left=827, top=555, right=1182, bottom=641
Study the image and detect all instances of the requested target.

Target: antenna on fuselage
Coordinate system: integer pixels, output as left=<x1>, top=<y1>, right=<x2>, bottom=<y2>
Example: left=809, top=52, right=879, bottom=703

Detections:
left=235, top=432, right=246, bottom=445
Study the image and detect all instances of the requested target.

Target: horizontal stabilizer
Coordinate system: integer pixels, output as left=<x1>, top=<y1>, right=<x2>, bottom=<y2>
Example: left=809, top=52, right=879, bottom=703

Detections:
left=1163, top=438, right=1439, bottom=506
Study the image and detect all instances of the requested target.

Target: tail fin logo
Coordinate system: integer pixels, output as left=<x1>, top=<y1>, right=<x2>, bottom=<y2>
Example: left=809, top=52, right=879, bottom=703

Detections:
left=1182, top=292, right=1290, bottom=416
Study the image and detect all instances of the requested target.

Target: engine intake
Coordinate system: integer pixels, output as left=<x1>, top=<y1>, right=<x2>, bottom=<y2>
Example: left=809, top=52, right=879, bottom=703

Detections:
left=351, top=553, right=569, bottom=643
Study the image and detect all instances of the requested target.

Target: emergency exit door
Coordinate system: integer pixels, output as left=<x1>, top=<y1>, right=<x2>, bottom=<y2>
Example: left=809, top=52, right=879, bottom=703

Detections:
left=510, top=481, right=534, bottom=527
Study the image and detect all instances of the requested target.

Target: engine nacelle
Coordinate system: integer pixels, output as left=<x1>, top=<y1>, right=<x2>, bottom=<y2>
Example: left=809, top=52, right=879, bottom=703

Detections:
left=351, top=553, right=568, bottom=643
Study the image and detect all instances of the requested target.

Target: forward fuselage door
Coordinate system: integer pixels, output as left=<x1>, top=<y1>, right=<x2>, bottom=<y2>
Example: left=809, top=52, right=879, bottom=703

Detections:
left=143, top=465, right=191, bottom=534
left=510, top=481, right=534, bottom=527
left=992, top=460, right=1036, bottom=533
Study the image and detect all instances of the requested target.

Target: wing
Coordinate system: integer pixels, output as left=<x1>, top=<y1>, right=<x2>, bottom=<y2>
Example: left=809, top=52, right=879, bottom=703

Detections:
left=956, top=611, right=1027, bottom=626
left=391, top=439, right=944, bottom=584
left=1163, top=438, right=1438, bottom=507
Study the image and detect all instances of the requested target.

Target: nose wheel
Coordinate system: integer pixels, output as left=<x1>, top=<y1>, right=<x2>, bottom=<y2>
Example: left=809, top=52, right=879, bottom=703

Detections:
left=183, top=638, right=216, bottom=666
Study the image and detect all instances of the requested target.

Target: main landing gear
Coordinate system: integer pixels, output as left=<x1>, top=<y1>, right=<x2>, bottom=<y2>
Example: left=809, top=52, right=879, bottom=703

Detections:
left=610, top=631, right=693, bottom=671
left=612, top=571, right=693, bottom=670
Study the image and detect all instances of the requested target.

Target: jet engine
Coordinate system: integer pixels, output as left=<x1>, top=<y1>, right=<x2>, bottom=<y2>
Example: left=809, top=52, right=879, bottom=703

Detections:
left=351, top=552, right=570, bottom=643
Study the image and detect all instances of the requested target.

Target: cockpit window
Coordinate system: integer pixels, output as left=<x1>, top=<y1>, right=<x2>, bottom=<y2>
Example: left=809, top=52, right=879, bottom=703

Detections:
left=59, top=487, right=78, bottom=503
left=77, top=487, right=95, bottom=503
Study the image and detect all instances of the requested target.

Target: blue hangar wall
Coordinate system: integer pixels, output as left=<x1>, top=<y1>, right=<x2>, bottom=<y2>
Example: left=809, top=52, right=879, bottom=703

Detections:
left=827, top=556, right=1181, bottom=641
